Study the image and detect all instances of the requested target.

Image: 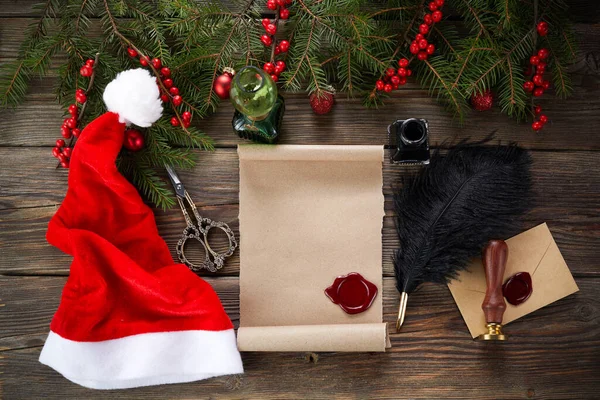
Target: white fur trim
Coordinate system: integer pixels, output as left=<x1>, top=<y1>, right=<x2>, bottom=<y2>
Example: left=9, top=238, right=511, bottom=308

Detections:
left=103, top=68, right=163, bottom=127
left=39, top=329, right=243, bottom=390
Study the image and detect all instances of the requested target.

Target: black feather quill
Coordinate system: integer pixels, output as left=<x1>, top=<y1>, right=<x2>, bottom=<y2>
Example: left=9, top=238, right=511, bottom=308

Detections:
left=393, top=144, right=532, bottom=330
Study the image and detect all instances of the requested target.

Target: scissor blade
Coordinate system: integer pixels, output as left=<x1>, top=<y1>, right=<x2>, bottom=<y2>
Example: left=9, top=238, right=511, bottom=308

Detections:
left=165, top=165, right=186, bottom=198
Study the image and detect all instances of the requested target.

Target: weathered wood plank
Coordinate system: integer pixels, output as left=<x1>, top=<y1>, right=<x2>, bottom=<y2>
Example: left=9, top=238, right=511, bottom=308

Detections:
left=0, top=275, right=597, bottom=398
left=0, top=148, right=598, bottom=276
left=1, top=19, right=600, bottom=150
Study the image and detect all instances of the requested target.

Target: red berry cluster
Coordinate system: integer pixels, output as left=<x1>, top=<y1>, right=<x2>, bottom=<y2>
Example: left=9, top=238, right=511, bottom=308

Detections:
left=374, top=0, right=444, bottom=93
left=408, top=0, right=444, bottom=61
left=52, top=58, right=94, bottom=168
left=375, top=58, right=412, bottom=93
left=127, top=47, right=190, bottom=128
left=523, top=21, right=551, bottom=131
left=261, top=0, right=292, bottom=82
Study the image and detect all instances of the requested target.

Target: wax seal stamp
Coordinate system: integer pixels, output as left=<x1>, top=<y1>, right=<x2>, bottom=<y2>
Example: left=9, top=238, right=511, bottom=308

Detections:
left=478, top=240, right=508, bottom=341
left=324, top=272, right=378, bottom=314
left=503, top=272, right=533, bottom=306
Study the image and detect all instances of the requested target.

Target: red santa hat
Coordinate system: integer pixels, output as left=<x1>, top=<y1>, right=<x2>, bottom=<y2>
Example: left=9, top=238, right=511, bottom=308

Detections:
left=39, top=69, right=243, bottom=390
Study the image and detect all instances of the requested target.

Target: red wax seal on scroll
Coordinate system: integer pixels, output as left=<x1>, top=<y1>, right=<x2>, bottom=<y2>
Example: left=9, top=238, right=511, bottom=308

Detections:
left=325, top=272, right=378, bottom=314
left=502, top=272, right=533, bottom=306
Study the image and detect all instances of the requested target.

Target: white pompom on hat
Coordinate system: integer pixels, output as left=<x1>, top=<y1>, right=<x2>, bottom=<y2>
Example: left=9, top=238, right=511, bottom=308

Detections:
left=103, top=68, right=163, bottom=127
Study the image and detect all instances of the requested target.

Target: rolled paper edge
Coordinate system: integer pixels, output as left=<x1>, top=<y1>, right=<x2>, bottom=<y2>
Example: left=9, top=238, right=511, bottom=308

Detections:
left=237, top=323, right=389, bottom=352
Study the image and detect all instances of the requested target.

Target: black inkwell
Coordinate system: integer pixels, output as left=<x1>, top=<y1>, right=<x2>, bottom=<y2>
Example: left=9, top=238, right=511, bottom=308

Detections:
left=388, top=118, right=430, bottom=164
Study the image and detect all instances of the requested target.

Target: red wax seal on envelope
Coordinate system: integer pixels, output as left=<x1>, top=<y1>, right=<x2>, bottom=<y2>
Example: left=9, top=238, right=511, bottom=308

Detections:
left=325, top=272, right=378, bottom=314
left=502, top=271, right=533, bottom=306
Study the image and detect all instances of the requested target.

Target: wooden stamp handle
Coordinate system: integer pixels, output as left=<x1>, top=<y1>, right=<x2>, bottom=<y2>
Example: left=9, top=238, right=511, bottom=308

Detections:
left=481, top=240, right=508, bottom=324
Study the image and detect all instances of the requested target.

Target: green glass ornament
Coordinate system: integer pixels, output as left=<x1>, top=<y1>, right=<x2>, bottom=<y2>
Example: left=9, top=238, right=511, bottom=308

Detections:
left=230, top=66, right=285, bottom=144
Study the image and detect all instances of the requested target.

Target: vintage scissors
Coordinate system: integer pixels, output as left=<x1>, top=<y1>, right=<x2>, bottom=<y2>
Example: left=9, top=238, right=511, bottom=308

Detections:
left=166, top=165, right=237, bottom=272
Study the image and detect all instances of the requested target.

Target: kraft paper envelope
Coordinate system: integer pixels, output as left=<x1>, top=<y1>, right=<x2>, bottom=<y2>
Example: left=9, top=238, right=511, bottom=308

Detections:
left=448, top=223, right=579, bottom=338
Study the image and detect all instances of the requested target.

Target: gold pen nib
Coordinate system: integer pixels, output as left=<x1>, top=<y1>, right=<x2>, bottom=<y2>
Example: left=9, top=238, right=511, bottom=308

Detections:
left=396, top=292, right=408, bottom=332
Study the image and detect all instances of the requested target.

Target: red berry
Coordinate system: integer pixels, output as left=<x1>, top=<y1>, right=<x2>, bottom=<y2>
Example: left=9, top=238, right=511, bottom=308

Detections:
left=426, top=44, right=435, bottom=55
left=169, top=87, right=180, bottom=95
left=536, top=64, right=546, bottom=74
left=182, top=111, right=192, bottom=121
left=172, top=95, right=183, bottom=106
left=417, top=51, right=428, bottom=61
left=72, top=128, right=81, bottom=137
left=542, top=80, right=550, bottom=90
left=537, top=21, right=549, bottom=36
left=432, top=10, right=443, bottom=22
left=532, top=74, right=544, bottom=86
left=63, top=147, right=72, bottom=158
left=161, top=94, right=169, bottom=103
left=61, top=126, right=72, bottom=139
left=386, top=67, right=396, bottom=77
left=79, top=66, right=92, bottom=77
left=280, top=8, right=290, bottom=19
left=274, top=46, right=281, bottom=55
left=263, top=62, right=275, bottom=74
left=428, top=1, right=438, bottom=11
left=163, top=78, right=173, bottom=88
left=539, top=114, right=548, bottom=124
left=529, top=55, right=540, bottom=66
left=419, top=24, right=429, bottom=35
left=127, top=48, right=138, bottom=57
left=274, top=61, right=286, bottom=75
left=140, top=56, right=149, bottom=67
left=151, top=58, right=161, bottom=69
left=415, top=33, right=424, bottom=41
left=170, top=117, right=180, bottom=127
left=279, top=40, right=290, bottom=52
left=407, top=69, right=412, bottom=76
left=276, top=0, right=285, bottom=6
left=183, top=120, right=191, bottom=128
left=262, top=18, right=270, bottom=28
left=392, top=82, right=399, bottom=90
left=418, top=38, right=428, bottom=50
left=383, top=83, right=393, bottom=93
left=399, top=76, right=407, bottom=85
left=424, top=14, right=433, bottom=25
left=376, top=80, right=385, bottom=91
left=260, top=34, right=273, bottom=47
left=532, top=121, right=543, bottom=131
left=266, top=23, right=277, bottom=35
left=76, top=92, right=86, bottom=103
left=60, top=160, right=69, bottom=169
left=52, top=147, right=61, bottom=158
left=523, top=81, right=535, bottom=92
left=68, top=104, right=78, bottom=116
left=398, top=58, right=409, bottom=68
left=65, top=117, right=77, bottom=129
left=397, top=67, right=407, bottom=77
left=435, top=0, right=444, bottom=6
left=270, top=74, right=279, bottom=82
left=533, top=87, right=544, bottom=97
left=410, top=43, right=419, bottom=54
left=266, top=0, right=277, bottom=10
left=534, top=105, right=542, bottom=114
left=57, top=152, right=67, bottom=162
left=537, top=48, right=550, bottom=59
left=56, top=139, right=66, bottom=147
left=391, top=75, right=401, bottom=86
left=161, top=67, right=171, bottom=77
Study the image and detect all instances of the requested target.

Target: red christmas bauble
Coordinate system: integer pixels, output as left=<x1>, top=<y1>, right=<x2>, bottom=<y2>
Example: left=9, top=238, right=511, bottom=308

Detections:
left=471, top=90, right=493, bottom=111
left=309, top=92, right=335, bottom=115
left=214, top=72, right=233, bottom=100
left=123, top=129, right=145, bottom=152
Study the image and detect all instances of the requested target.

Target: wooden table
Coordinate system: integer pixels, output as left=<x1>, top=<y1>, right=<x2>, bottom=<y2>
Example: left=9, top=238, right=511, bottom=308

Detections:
left=1, top=1, right=599, bottom=398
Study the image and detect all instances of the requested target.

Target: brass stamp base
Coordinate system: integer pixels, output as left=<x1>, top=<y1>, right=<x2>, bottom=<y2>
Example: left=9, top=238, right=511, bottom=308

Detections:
left=477, top=323, right=507, bottom=341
